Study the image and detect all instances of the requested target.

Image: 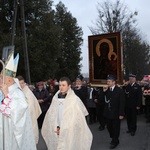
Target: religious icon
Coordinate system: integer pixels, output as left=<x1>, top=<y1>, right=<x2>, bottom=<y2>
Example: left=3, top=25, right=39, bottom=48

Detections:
left=95, top=39, right=117, bottom=79
left=88, top=32, right=123, bottom=86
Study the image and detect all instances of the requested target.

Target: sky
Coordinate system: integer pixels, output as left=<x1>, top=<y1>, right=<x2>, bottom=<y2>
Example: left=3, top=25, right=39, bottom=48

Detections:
left=53, top=0, right=150, bottom=75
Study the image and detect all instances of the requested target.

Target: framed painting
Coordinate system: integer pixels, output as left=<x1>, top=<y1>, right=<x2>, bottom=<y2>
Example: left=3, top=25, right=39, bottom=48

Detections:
left=88, top=32, right=123, bottom=86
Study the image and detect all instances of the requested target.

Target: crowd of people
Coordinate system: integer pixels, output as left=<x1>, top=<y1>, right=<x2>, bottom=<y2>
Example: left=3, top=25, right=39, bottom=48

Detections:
left=0, top=53, right=150, bottom=150
left=23, top=74, right=150, bottom=149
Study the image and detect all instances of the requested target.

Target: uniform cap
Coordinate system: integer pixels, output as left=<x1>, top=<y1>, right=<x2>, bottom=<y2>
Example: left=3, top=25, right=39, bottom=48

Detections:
left=107, top=75, right=117, bottom=81
left=129, top=74, right=136, bottom=78
left=76, top=75, right=83, bottom=81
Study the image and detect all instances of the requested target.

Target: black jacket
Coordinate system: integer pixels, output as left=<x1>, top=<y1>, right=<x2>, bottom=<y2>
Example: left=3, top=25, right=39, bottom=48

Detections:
left=73, top=86, right=88, bottom=107
left=103, top=86, right=125, bottom=119
left=33, top=88, right=51, bottom=112
left=93, top=87, right=105, bottom=106
left=125, top=83, right=142, bottom=108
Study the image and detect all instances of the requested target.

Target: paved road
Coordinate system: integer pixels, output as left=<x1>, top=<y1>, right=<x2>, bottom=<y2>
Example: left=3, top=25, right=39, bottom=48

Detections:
left=37, top=114, right=150, bottom=150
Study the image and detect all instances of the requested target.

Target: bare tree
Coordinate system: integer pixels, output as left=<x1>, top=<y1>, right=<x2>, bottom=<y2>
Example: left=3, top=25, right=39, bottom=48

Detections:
left=89, top=0, right=137, bottom=34
left=89, top=0, right=150, bottom=79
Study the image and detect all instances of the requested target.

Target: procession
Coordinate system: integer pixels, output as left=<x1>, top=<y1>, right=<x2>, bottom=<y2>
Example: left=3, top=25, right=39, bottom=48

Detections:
left=0, top=0, right=150, bottom=150
left=0, top=56, right=150, bottom=150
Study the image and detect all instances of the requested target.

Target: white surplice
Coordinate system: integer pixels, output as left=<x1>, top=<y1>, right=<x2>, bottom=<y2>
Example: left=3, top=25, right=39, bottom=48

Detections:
left=0, top=83, right=36, bottom=150
left=22, top=85, right=42, bottom=144
left=41, top=88, right=93, bottom=150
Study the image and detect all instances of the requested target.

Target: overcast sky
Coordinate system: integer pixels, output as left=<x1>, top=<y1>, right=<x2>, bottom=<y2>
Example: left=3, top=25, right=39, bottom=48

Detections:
left=54, top=0, right=150, bottom=74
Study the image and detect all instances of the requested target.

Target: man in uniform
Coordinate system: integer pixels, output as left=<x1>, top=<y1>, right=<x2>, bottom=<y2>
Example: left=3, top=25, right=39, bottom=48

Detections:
left=73, top=75, right=88, bottom=108
left=103, top=75, right=125, bottom=149
left=93, top=87, right=106, bottom=130
left=125, top=74, right=142, bottom=136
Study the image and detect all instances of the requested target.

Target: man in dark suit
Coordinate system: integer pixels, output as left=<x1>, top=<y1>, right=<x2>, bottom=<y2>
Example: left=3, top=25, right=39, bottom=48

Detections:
left=103, top=75, right=125, bottom=149
left=93, top=87, right=106, bottom=130
left=73, top=75, right=88, bottom=108
left=124, top=74, right=142, bottom=136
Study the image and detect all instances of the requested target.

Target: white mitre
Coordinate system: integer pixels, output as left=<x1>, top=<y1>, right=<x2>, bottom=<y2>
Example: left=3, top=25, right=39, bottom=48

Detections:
left=5, top=53, right=19, bottom=78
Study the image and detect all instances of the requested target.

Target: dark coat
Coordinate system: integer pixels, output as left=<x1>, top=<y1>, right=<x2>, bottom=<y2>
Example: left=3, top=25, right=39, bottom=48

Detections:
left=33, top=88, right=51, bottom=112
left=103, top=86, right=125, bottom=119
left=86, top=87, right=96, bottom=108
left=73, top=86, right=88, bottom=107
left=125, top=83, right=142, bottom=108
left=93, top=87, right=105, bottom=106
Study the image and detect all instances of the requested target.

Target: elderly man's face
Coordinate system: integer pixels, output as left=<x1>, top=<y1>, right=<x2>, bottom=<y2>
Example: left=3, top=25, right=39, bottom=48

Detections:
left=4, top=76, right=12, bottom=85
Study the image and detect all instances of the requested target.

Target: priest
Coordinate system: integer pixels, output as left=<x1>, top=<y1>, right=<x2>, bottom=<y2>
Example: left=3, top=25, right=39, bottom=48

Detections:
left=17, top=75, right=42, bottom=145
left=41, top=76, right=93, bottom=150
left=0, top=53, right=36, bottom=150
